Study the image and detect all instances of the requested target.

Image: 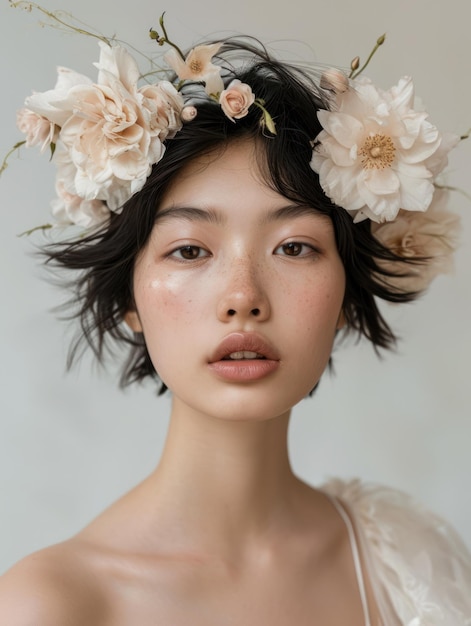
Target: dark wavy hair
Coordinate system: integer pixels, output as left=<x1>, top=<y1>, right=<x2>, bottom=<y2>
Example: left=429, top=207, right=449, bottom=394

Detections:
left=44, top=38, right=421, bottom=394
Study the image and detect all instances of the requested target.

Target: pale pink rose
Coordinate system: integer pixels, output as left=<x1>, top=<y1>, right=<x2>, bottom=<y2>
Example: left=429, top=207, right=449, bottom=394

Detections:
left=372, top=188, right=459, bottom=292
left=219, top=80, right=255, bottom=121
left=16, top=108, right=57, bottom=152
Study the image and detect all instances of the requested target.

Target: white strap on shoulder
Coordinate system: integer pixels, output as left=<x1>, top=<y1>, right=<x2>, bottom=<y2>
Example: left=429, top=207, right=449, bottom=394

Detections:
left=328, top=494, right=372, bottom=626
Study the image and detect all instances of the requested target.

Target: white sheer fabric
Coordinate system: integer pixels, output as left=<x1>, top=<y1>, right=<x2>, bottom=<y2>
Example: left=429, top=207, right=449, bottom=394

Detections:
left=327, top=493, right=372, bottom=625
left=322, top=479, right=471, bottom=625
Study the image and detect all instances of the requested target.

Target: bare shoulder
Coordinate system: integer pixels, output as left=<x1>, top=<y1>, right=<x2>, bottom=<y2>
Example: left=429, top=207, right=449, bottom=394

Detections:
left=0, top=541, right=107, bottom=626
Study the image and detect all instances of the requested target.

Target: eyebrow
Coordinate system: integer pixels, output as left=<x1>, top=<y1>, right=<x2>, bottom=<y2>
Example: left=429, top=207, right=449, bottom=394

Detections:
left=155, top=206, right=226, bottom=225
left=154, top=203, right=326, bottom=226
left=261, top=204, right=326, bottom=224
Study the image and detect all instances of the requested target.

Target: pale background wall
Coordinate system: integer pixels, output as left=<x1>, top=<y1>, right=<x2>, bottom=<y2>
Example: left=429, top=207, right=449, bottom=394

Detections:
left=0, top=0, right=470, bottom=573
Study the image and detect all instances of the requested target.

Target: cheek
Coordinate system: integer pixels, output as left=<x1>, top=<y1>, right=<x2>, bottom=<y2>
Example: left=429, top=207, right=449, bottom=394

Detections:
left=283, top=266, right=345, bottom=327
left=133, top=276, right=195, bottom=383
left=133, top=267, right=211, bottom=364
left=282, top=267, right=345, bottom=374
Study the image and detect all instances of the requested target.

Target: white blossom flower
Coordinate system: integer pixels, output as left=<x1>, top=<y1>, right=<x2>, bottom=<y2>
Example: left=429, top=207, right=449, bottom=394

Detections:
left=219, top=80, right=255, bottom=121
left=164, top=43, right=224, bottom=95
left=372, top=188, right=459, bottom=292
left=16, top=108, right=57, bottom=152
left=311, top=76, right=458, bottom=223
left=423, top=132, right=460, bottom=177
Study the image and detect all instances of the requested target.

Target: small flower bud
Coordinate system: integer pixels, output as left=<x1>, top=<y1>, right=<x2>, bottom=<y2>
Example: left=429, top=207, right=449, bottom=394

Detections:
left=181, top=105, right=198, bottom=122
left=263, top=112, right=276, bottom=135
left=377, top=34, right=386, bottom=46
left=320, top=68, right=349, bottom=94
left=350, top=56, right=360, bottom=72
left=149, top=28, right=159, bottom=41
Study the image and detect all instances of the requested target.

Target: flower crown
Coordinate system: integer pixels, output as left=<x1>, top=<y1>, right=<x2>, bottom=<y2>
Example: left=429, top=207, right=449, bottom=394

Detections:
left=2, top=4, right=467, bottom=293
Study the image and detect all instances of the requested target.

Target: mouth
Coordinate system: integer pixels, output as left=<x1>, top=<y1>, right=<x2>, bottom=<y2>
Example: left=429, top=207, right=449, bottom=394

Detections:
left=208, top=334, right=280, bottom=382
left=223, top=351, right=266, bottom=361
left=209, top=332, right=279, bottom=364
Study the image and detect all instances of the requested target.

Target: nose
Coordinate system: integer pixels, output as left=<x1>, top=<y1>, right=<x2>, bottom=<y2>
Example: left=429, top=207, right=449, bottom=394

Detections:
left=216, top=256, right=271, bottom=323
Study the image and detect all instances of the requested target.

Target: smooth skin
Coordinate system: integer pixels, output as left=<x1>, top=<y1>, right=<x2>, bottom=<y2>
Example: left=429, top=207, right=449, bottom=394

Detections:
left=0, top=141, right=381, bottom=625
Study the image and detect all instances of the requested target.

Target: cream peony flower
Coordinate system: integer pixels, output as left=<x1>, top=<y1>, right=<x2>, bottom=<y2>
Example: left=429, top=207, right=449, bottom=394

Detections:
left=139, top=80, right=184, bottom=140
left=17, top=41, right=187, bottom=224
left=54, top=43, right=184, bottom=213
left=219, top=80, right=255, bottom=121
left=23, top=66, right=93, bottom=128
left=164, top=43, right=224, bottom=95
left=372, top=188, right=460, bottom=292
left=51, top=144, right=110, bottom=228
left=94, top=39, right=141, bottom=95
left=311, top=76, right=458, bottom=223
left=16, top=108, right=57, bottom=152
left=58, top=80, right=156, bottom=211
left=52, top=180, right=110, bottom=229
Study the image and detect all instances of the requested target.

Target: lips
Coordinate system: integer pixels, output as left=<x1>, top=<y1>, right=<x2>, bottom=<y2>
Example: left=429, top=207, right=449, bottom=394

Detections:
left=209, top=332, right=280, bottom=363
left=208, top=333, right=280, bottom=382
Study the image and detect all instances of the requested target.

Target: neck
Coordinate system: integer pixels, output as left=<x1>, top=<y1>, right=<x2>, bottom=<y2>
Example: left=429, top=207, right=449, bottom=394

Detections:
left=145, top=397, right=301, bottom=549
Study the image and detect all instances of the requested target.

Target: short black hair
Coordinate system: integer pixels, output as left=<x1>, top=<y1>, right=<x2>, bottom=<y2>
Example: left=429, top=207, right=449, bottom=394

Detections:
left=44, top=37, right=421, bottom=393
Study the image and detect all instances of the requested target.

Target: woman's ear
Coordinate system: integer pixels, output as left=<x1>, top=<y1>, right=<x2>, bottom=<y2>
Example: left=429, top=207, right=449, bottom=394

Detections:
left=124, top=310, right=143, bottom=333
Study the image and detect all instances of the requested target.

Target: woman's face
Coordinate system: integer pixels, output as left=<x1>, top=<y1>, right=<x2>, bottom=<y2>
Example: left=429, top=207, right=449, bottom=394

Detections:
left=129, top=141, right=346, bottom=422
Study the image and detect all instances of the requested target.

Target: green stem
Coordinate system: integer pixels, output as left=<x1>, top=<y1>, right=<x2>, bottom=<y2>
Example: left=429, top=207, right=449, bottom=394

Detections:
left=0, top=140, right=26, bottom=177
left=158, top=12, right=186, bottom=60
left=350, top=34, right=386, bottom=79
left=435, top=183, right=471, bottom=202
left=18, top=223, right=53, bottom=237
left=11, top=2, right=161, bottom=77
left=10, top=1, right=111, bottom=45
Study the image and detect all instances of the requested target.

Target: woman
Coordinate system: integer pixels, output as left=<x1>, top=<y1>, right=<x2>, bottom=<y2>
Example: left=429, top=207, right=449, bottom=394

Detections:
left=1, top=14, right=470, bottom=624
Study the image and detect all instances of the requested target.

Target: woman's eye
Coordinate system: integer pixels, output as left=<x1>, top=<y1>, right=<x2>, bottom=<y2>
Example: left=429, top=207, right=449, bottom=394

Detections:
left=275, top=242, right=315, bottom=257
left=170, top=245, right=209, bottom=260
